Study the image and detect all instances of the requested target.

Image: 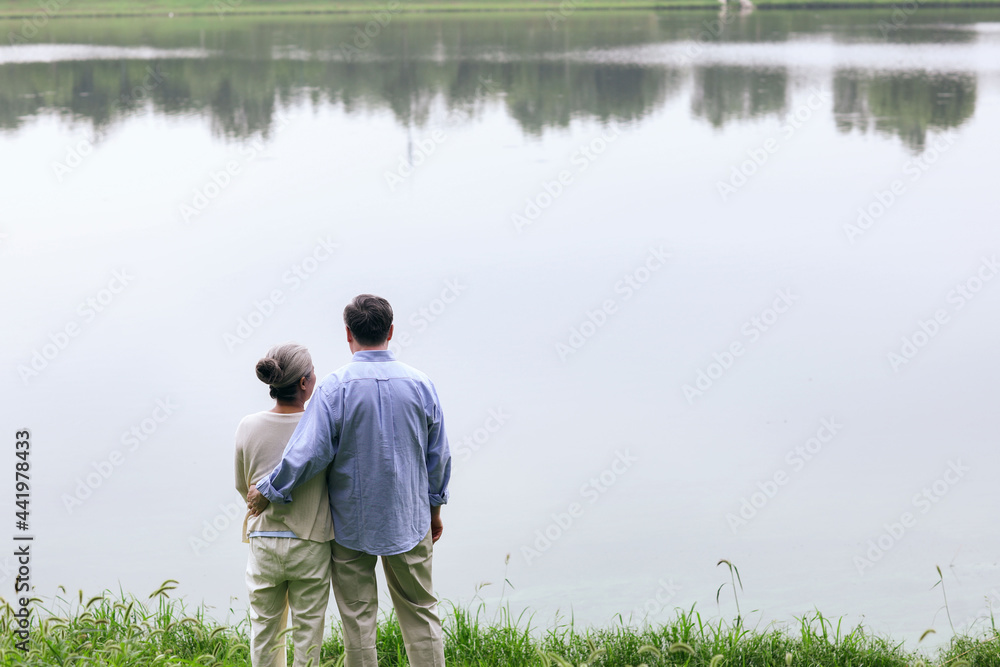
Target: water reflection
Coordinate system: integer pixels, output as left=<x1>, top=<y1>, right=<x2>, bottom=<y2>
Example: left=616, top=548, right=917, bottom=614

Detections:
left=498, top=62, right=682, bottom=134
left=690, top=66, right=787, bottom=129
left=833, top=70, right=976, bottom=151
left=0, top=56, right=683, bottom=138
left=0, top=10, right=995, bottom=148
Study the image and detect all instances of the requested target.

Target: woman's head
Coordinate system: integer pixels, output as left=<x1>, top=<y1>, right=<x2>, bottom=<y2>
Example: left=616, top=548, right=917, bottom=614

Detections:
left=256, top=343, right=315, bottom=403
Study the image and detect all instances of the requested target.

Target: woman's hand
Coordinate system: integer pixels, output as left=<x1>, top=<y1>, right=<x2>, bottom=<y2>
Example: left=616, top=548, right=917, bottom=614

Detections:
left=247, top=484, right=270, bottom=516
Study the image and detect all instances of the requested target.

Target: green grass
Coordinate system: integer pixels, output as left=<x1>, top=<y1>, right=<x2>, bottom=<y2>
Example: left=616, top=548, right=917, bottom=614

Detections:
left=1, top=580, right=998, bottom=666
left=1, top=0, right=999, bottom=19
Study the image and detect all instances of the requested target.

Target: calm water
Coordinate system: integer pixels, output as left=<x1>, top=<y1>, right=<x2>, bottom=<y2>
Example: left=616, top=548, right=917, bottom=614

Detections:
left=2, top=7, right=1000, bottom=651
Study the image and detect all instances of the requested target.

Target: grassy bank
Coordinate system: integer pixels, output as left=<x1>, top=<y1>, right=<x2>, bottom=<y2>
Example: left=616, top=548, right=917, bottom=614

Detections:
left=2, top=0, right=1000, bottom=19
left=1, top=582, right=998, bottom=666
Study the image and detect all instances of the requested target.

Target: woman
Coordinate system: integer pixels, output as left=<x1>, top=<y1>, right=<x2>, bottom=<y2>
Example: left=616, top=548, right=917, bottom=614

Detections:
left=235, top=342, right=335, bottom=667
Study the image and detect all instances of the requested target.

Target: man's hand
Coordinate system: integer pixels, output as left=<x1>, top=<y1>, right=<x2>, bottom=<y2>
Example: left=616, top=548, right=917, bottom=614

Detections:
left=247, top=484, right=269, bottom=517
left=430, top=505, right=443, bottom=543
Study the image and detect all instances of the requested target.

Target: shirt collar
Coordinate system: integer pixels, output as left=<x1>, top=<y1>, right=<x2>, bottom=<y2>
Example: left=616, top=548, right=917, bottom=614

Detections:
left=352, top=349, right=396, bottom=362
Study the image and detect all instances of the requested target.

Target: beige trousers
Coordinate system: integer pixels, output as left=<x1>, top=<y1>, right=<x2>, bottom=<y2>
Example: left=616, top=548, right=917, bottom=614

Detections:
left=330, top=530, right=445, bottom=667
left=246, top=537, right=332, bottom=667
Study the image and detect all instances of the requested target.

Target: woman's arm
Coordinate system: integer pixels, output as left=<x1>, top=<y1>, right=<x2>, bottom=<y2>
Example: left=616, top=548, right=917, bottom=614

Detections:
left=235, top=438, right=249, bottom=500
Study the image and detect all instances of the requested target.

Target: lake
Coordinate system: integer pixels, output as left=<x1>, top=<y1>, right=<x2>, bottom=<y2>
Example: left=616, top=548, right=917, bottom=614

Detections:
left=2, top=6, right=1000, bottom=651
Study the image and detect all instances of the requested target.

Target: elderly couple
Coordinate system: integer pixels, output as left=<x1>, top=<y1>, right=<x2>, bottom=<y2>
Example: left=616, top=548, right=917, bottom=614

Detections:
left=235, top=294, right=452, bottom=667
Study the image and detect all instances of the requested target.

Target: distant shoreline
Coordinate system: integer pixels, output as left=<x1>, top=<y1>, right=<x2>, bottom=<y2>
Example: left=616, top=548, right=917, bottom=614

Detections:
left=2, top=0, right=1000, bottom=20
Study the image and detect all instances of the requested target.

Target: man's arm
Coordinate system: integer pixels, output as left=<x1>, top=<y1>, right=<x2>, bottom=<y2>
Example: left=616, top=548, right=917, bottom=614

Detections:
left=425, top=382, right=451, bottom=542
left=253, top=385, right=339, bottom=510
left=430, top=505, right=443, bottom=543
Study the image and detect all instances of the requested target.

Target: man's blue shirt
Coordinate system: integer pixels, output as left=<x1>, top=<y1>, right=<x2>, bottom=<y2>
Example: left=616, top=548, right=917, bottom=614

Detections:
left=256, top=350, right=451, bottom=556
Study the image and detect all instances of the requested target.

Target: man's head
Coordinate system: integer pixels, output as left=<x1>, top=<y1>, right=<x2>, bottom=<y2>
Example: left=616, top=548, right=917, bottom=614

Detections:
left=344, top=294, right=394, bottom=350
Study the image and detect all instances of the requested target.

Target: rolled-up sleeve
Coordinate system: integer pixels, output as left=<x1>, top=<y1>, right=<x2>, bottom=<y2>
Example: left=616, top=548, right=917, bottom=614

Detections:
left=257, top=386, right=339, bottom=504
left=425, top=383, right=451, bottom=507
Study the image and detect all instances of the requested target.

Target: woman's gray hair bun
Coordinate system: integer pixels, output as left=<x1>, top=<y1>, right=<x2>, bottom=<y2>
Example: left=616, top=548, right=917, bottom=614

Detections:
left=255, top=357, right=283, bottom=385
left=255, top=343, right=312, bottom=401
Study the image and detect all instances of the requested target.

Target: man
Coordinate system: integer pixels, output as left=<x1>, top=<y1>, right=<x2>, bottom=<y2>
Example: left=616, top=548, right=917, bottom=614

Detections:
left=247, top=294, right=451, bottom=667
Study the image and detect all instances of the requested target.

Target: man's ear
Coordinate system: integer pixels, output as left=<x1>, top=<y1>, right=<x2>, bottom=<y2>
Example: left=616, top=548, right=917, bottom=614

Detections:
left=386, top=324, right=394, bottom=342
left=346, top=326, right=354, bottom=343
